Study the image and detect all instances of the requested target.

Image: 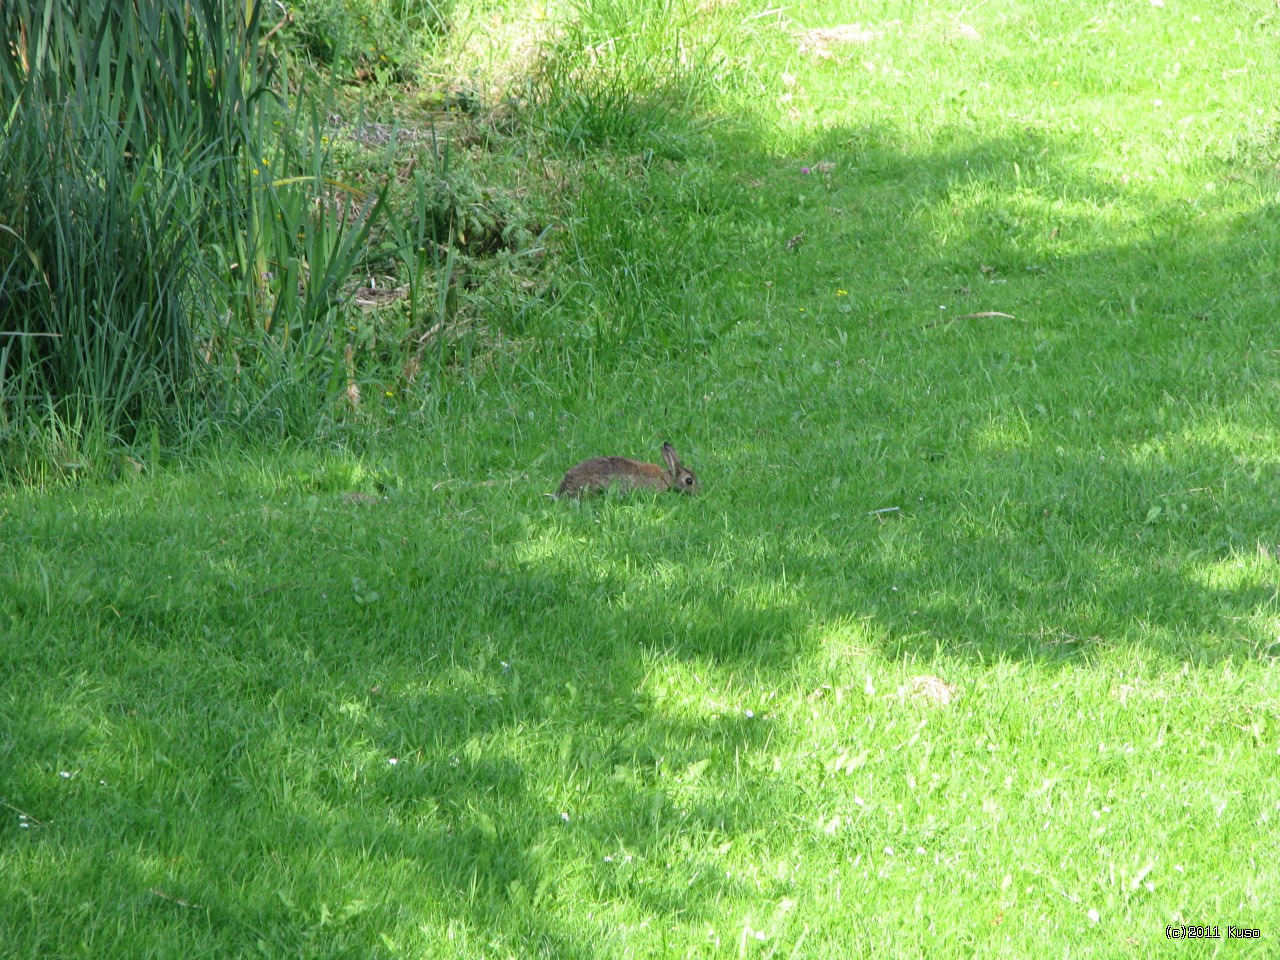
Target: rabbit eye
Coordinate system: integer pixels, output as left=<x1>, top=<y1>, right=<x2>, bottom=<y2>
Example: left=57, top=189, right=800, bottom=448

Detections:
left=684, top=476, right=694, bottom=485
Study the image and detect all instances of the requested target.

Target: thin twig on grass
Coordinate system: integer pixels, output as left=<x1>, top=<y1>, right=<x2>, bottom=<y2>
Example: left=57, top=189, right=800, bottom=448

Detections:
left=149, top=888, right=202, bottom=909
left=2, top=799, right=43, bottom=826
left=418, top=315, right=475, bottom=344
left=260, top=11, right=292, bottom=45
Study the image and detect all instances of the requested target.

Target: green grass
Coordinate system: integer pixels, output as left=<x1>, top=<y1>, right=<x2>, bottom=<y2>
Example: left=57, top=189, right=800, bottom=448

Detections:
left=4, top=0, right=1280, bottom=956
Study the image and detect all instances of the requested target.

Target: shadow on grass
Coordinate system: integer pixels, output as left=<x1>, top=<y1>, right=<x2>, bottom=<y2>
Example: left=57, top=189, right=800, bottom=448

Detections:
left=534, top=111, right=1280, bottom=664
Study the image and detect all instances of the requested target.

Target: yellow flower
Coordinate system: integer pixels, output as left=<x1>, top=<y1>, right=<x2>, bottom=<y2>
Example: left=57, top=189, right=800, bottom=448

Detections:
left=836, top=289, right=848, bottom=296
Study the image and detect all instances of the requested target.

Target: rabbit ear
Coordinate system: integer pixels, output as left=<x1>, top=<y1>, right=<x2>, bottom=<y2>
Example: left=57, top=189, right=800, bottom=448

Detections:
left=661, top=443, right=680, bottom=471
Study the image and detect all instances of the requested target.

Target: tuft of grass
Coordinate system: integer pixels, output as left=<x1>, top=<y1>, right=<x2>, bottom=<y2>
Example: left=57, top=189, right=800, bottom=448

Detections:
left=523, top=0, right=731, bottom=153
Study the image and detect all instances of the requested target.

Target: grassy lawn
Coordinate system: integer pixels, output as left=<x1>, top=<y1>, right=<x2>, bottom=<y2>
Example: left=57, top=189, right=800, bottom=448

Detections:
left=4, top=0, right=1280, bottom=956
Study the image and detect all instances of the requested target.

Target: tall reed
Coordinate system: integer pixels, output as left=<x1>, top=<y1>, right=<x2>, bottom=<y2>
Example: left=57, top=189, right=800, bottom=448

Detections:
left=0, top=0, right=386, bottom=472
left=0, top=0, right=272, bottom=452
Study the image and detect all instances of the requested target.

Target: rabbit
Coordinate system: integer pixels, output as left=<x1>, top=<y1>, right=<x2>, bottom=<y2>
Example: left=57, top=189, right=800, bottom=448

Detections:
left=557, top=442, right=699, bottom=498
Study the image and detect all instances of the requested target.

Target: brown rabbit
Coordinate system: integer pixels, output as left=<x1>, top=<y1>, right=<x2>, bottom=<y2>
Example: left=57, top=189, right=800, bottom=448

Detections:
left=557, top=442, right=699, bottom=498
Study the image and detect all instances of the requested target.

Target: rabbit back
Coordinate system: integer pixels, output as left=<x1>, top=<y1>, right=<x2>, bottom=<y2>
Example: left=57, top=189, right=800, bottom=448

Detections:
left=557, top=457, right=667, bottom=497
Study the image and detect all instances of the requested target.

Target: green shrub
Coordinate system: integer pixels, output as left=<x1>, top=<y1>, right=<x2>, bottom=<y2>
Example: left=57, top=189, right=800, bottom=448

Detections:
left=287, top=0, right=455, bottom=82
